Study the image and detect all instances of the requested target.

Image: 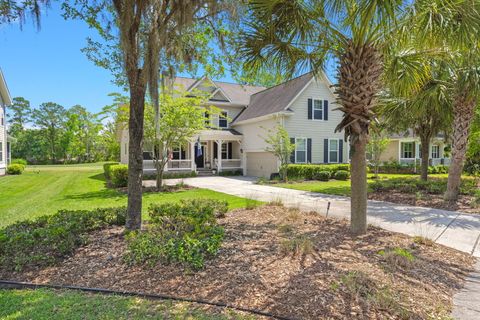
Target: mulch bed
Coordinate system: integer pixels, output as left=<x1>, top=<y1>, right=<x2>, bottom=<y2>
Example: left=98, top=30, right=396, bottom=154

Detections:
left=369, top=191, right=479, bottom=214
left=1, top=206, right=474, bottom=319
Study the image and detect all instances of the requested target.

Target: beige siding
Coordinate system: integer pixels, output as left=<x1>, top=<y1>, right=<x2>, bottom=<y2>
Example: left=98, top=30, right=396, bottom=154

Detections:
left=246, top=151, right=278, bottom=178
left=284, top=78, right=348, bottom=163
left=233, top=117, right=279, bottom=152
left=379, top=140, right=399, bottom=162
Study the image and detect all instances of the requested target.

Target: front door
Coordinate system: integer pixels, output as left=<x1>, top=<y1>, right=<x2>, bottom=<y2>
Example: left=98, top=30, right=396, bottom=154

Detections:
left=195, top=146, right=205, bottom=168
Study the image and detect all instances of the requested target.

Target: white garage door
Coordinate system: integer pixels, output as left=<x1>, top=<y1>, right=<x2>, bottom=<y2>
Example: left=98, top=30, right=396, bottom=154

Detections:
left=246, top=152, right=278, bottom=178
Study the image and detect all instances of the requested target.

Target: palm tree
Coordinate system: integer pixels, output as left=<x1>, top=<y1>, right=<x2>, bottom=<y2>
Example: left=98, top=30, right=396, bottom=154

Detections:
left=239, top=0, right=407, bottom=234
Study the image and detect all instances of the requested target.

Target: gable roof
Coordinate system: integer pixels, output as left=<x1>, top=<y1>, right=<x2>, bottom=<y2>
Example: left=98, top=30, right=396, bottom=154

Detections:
left=173, top=76, right=266, bottom=105
left=233, top=72, right=314, bottom=123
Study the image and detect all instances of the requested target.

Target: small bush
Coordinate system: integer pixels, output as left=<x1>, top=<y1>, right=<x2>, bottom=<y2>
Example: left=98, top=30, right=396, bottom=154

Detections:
left=334, top=170, right=350, bottom=180
left=0, top=207, right=126, bottom=271
left=103, top=162, right=119, bottom=181
left=219, top=169, right=243, bottom=176
left=110, top=164, right=128, bottom=187
left=378, top=247, right=416, bottom=270
left=143, top=171, right=197, bottom=180
left=280, top=235, right=314, bottom=256
left=125, top=199, right=227, bottom=269
left=413, top=236, right=434, bottom=246
left=6, top=164, right=25, bottom=175
left=314, top=170, right=331, bottom=181
left=11, top=158, right=27, bottom=166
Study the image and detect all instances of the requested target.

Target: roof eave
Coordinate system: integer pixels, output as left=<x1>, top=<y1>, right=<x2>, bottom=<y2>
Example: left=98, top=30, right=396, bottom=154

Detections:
left=232, top=111, right=293, bottom=126
left=0, top=69, right=12, bottom=106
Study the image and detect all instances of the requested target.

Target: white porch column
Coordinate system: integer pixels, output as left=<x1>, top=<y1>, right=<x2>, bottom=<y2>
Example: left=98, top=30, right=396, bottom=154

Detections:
left=190, top=141, right=196, bottom=172
left=216, top=139, right=223, bottom=173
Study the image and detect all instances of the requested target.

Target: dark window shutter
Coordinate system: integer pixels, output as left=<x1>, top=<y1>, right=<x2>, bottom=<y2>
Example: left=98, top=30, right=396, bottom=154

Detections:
left=290, top=137, right=295, bottom=163
left=228, top=142, right=233, bottom=159
left=213, top=142, right=218, bottom=159
left=308, top=99, right=313, bottom=120
left=339, top=139, right=343, bottom=163
left=324, top=139, right=329, bottom=163
left=324, top=100, right=329, bottom=120
left=307, top=138, right=312, bottom=163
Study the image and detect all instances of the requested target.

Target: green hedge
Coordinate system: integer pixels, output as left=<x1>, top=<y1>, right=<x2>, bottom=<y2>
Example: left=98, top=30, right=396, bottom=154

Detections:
left=372, top=162, right=450, bottom=175
left=124, top=199, right=227, bottom=269
left=110, top=164, right=128, bottom=187
left=143, top=171, right=197, bottom=180
left=11, top=158, right=27, bottom=166
left=0, top=207, right=126, bottom=271
left=7, top=164, right=25, bottom=175
left=370, top=177, right=477, bottom=195
left=103, top=162, right=119, bottom=180
left=287, top=164, right=350, bottom=180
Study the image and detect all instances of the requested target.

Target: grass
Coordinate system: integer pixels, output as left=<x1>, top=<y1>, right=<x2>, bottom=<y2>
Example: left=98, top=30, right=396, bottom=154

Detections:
left=0, top=163, right=258, bottom=228
left=0, top=289, right=256, bottom=320
left=275, top=173, right=452, bottom=196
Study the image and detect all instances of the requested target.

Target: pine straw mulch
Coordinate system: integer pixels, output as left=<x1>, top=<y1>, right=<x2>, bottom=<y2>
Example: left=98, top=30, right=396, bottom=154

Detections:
left=1, top=205, right=475, bottom=320
left=369, top=191, right=479, bottom=214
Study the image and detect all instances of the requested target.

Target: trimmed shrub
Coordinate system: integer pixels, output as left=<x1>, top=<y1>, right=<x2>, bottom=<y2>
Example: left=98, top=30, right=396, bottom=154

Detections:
left=287, top=164, right=350, bottom=180
left=0, top=207, right=126, bottom=271
left=314, top=171, right=331, bottom=181
left=110, top=164, right=128, bottom=187
left=369, top=177, right=477, bottom=195
left=334, top=170, right=350, bottom=180
left=143, top=171, right=197, bottom=180
left=103, top=162, right=119, bottom=180
left=7, top=164, right=25, bottom=175
left=125, top=199, right=227, bottom=269
left=11, top=158, right=27, bottom=166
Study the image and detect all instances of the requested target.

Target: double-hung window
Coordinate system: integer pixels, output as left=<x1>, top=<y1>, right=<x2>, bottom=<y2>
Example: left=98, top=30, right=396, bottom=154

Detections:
left=204, top=111, right=210, bottom=127
left=295, top=138, right=307, bottom=163
left=0, top=142, right=3, bottom=162
left=219, top=111, right=228, bottom=128
left=401, top=142, right=414, bottom=158
left=329, top=139, right=339, bottom=163
left=172, top=145, right=186, bottom=160
left=313, top=99, right=323, bottom=120
left=221, top=143, right=228, bottom=159
left=431, top=145, right=440, bottom=159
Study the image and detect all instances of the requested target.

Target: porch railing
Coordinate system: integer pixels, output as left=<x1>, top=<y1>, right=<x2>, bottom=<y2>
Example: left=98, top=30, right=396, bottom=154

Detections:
left=399, top=158, right=450, bottom=166
left=167, top=159, right=192, bottom=170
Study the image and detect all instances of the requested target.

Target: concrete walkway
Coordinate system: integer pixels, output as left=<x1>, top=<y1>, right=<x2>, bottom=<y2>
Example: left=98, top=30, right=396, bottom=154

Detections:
left=145, top=176, right=480, bottom=319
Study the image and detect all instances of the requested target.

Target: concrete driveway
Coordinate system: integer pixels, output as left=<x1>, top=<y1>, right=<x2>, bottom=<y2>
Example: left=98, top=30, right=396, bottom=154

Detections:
left=146, top=175, right=480, bottom=319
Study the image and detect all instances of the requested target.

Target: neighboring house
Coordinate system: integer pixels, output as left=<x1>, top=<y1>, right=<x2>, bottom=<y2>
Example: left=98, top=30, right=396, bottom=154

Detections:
left=120, top=72, right=350, bottom=178
left=379, top=130, right=450, bottom=166
left=0, top=69, right=12, bottom=176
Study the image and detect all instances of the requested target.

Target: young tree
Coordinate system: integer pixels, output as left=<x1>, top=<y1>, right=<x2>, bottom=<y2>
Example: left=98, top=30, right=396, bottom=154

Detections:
left=144, top=90, right=216, bottom=190
left=31, top=102, right=66, bottom=163
left=7, top=97, right=31, bottom=136
left=263, top=124, right=294, bottom=182
left=63, top=0, right=236, bottom=230
left=366, top=126, right=389, bottom=179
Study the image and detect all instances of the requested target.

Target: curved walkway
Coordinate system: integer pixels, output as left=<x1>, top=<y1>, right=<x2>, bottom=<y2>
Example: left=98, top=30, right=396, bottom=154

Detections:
left=146, top=175, right=480, bottom=319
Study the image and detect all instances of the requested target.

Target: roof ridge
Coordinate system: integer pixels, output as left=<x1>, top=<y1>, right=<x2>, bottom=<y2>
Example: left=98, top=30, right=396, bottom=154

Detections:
left=249, top=72, right=313, bottom=97
left=174, top=75, right=266, bottom=89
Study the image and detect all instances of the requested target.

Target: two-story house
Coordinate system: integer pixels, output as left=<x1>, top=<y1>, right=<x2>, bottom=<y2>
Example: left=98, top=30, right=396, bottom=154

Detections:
left=0, top=69, right=12, bottom=176
left=120, top=71, right=350, bottom=178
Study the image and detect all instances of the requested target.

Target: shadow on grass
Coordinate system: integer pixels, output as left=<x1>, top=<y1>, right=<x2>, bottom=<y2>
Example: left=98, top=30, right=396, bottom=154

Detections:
left=89, top=173, right=107, bottom=182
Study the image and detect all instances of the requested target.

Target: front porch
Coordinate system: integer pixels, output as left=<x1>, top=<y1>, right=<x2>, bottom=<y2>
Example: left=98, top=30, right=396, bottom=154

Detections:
left=143, top=130, right=244, bottom=174
left=398, top=139, right=450, bottom=166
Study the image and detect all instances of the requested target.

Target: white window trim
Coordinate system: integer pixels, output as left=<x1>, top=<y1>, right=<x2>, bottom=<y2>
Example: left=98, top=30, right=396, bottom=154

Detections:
left=172, top=145, right=186, bottom=160
left=400, top=141, right=415, bottom=159
left=328, top=139, right=339, bottom=163
left=312, top=99, right=324, bottom=121
left=295, top=137, right=307, bottom=164
left=219, top=110, right=229, bottom=128
left=431, top=144, right=440, bottom=159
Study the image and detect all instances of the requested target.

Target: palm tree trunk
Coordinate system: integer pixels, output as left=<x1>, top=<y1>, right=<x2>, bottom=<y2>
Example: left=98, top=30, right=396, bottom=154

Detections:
left=126, top=84, right=146, bottom=231
left=350, top=139, right=368, bottom=234
left=420, top=135, right=430, bottom=181
left=335, top=41, right=383, bottom=235
left=445, top=93, right=476, bottom=201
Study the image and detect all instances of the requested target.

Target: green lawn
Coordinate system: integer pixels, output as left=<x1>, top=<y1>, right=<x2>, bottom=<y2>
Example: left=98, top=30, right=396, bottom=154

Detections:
left=0, top=163, right=256, bottom=228
left=0, top=289, right=256, bottom=320
left=274, top=173, right=450, bottom=196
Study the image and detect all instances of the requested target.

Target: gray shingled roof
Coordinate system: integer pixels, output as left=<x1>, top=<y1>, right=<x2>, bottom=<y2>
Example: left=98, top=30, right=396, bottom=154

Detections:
left=233, top=72, right=314, bottom=123
left=173, top=76, right=265, bottom=105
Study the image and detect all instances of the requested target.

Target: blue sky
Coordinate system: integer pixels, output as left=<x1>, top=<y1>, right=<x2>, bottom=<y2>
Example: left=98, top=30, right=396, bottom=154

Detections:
left=0, top=3, right=337, bottom=114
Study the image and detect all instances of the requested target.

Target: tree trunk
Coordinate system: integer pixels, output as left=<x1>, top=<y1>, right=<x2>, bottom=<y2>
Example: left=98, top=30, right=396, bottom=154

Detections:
left=350, top=139, right=368, bottom=234
left=445, top=93, right=476, bottom=201
left=420, top=135, right=430, bottom=181
left=334, top=41, right=382, bottom=235
left=126, top=85, right=146, bottom=231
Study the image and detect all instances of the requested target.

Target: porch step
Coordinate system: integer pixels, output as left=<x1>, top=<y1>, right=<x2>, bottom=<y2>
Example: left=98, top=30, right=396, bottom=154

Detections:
left=197, top=169, right=215, bottom=176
